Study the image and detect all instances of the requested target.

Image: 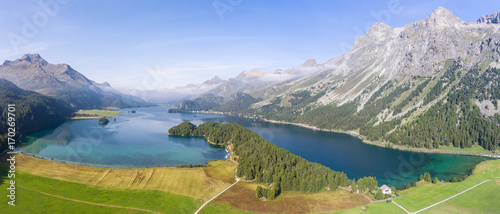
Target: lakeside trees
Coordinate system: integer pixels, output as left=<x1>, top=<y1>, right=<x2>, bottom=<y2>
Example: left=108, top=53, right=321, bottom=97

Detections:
left=0, top=79, right=72, bottom=152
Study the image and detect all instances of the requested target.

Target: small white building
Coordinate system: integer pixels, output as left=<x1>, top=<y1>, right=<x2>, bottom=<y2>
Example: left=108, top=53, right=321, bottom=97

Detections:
left=379, top=184, right=392, bottom=195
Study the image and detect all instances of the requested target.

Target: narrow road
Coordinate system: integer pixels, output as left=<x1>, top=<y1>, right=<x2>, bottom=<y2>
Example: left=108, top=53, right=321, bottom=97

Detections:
left=194, top=176, right=240, bottom=214
left=392, top=179, right=492, bottom=214
left=348, top=131, right=500, bottom=158
left=18, top=185, right=161, bottom=213
left=411, top=180, right=491, bottom=214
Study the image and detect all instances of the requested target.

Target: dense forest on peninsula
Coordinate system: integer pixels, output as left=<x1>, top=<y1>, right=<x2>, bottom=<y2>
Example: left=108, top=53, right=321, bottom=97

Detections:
left=169, top=121, right=379, bottom=199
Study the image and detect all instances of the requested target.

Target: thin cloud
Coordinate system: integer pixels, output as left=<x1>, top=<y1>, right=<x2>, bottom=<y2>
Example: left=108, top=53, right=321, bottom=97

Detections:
left=137, top=36, right=255, bottom=49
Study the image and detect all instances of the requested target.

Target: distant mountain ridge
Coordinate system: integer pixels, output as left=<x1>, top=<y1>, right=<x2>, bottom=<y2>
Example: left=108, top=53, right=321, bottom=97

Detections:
left=0, top=54, right=148, bottom=109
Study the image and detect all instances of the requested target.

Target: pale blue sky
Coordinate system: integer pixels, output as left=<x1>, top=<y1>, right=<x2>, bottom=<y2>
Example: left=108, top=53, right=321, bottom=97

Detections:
left=1, top=0, right=499, bottom=91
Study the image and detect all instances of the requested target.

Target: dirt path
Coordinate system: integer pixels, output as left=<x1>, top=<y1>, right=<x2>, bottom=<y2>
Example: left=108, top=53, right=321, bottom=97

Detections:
left=392, top=201, right=410, bottom=214
left=18, top=185, right=161, bottom=214
left=194, top=168, right=240, bottom=214
left=193, top=178, right=239, bottom=214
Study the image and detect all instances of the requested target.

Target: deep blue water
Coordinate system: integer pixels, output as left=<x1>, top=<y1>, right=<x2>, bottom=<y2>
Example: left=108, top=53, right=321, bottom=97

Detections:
left=20, top=106, right=489, bottom=188
left=206, top=116, right=490, bottom=188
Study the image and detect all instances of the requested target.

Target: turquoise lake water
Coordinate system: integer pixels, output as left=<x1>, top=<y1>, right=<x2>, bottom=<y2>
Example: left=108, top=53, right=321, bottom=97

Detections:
left=20, top=106, right=490, bottom=188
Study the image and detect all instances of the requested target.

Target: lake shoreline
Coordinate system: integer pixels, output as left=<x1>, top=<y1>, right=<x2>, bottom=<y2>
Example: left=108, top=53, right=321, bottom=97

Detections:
left=186, top=110, right=500, bottom=158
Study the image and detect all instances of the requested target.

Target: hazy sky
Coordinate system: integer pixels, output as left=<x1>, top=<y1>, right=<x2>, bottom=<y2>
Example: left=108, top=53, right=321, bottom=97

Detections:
left=1, top=0, right=499, bottom=92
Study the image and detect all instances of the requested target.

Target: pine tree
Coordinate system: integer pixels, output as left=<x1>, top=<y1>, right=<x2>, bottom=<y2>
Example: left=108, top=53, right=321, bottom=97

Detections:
left=256, top=186, right=263, bottom=199
left=432, top=177, right=439, bottom=184
left=424, top=172, right=432, bottom=182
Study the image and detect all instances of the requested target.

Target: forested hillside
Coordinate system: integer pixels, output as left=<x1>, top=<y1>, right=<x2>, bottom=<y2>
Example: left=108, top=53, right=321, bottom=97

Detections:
left=0, top=79, right=73, bottom=152
left=384, top=67, right=500, bottom=151
left=169, top=63, right=500, bottom=152
left=167, top=92, right=260, bottom=113
left=169, top=121, right=379, bottom=199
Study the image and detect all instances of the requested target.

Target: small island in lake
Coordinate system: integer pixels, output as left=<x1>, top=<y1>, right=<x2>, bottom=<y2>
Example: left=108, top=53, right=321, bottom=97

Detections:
left=98, top=117, right=109, bottom=124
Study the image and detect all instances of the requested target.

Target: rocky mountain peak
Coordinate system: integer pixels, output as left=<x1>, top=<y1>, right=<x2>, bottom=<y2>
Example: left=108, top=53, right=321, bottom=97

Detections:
left=477, top=12, right=500, bottom=24
left=425, top=7, right=463, bottom=27
left=203, top=76, right=224, bottom=85
left=369, top=22, right=392, bottom=32
left=300, top=59, right=318, bottom=67
left=98, top=81, right=111, bottom=87
left=19, top=53, right=48, bottom=65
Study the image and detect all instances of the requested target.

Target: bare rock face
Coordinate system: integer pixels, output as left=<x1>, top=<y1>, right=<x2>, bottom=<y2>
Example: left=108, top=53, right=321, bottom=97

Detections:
left=478, top=12, right=500, bottom=24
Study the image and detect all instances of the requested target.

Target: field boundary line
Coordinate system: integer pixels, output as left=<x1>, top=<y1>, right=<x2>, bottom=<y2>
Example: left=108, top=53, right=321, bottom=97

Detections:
left=130, top=169, right=140, bottom=187
left=94, top=168, right=111, bottom=186
left=18, top=185, right=162, bottom=214
left=145, top=168, right=156, bottom=186
left=410, top=179, right=492, bottom=214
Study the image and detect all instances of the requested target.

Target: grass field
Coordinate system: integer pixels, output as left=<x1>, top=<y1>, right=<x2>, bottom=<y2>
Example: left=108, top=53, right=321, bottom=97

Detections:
left=2, top=154, right=498, bottom=213
left=0, top=154, right=242, bottom=213
left=15, top=154, right=236, bottom=201
left=71, top=109, right=123, bottom=119
left=332, top=202, right=403, bottom=214
left=334, top=159, right=500, bottom=214
left=1, top=171, right=201, bottom=213
left=393, top=159, right=500, bottom=213
left=210, top=182, right=370, bottom=214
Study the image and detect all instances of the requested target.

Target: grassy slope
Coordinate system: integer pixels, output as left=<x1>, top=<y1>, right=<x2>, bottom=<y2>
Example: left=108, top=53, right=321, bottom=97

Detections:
left=71, top=109, right=122, bottom=119
left=16, top=154, right=235, bottom=201
left=1, top=154, right=241, bottom=213
left=2, top=156, right=498, bottom=213
left=393, top=159, right=500, bottom=212
left=209, top=182, right=370, bottom=214
left=334, top=159, right=500, bottom=214
left=1, top=172, right=199, bottom=213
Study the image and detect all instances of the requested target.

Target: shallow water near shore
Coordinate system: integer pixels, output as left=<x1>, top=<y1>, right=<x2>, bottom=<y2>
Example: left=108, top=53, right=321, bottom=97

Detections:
left=19, top=106, right=490, bottom=188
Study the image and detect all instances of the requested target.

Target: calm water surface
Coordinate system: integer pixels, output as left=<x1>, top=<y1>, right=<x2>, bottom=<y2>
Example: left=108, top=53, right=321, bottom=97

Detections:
left=20, top=107, right=227, bottom=168
left=20, top=106, right=489, bottom=188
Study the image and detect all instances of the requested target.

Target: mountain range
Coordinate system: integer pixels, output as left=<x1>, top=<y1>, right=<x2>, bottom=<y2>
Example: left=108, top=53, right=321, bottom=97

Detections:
left=0, top=54, right=147, bottom=109
left=170, top=7, right=500, bottom=152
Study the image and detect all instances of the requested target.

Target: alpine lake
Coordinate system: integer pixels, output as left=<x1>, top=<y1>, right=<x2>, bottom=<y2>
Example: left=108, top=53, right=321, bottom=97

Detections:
left=19, top=106, right=491, bottom=188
